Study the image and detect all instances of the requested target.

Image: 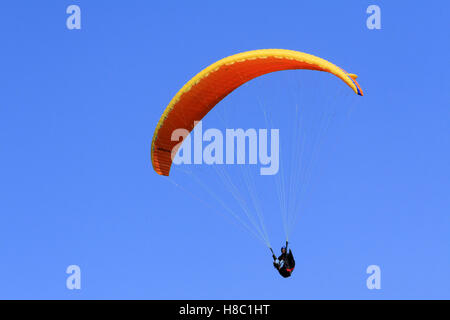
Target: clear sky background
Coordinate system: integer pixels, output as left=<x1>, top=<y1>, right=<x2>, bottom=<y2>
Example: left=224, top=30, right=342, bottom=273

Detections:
left=0, top=1, right=449, bottom=299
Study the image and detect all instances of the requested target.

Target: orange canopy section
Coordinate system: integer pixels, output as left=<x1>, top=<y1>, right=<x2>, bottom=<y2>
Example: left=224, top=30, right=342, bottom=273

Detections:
left=151, top=49, right=363, bottom=176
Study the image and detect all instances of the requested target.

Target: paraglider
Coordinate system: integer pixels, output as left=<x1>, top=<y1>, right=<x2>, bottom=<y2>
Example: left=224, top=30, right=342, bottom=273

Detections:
left=271, top=243, right=296, bottom=278
left=151, top=49, right=363, bottom=277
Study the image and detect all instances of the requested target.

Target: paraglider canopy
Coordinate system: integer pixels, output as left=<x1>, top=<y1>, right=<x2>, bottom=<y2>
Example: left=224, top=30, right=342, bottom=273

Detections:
left=151, top=49, right=363, bottom=176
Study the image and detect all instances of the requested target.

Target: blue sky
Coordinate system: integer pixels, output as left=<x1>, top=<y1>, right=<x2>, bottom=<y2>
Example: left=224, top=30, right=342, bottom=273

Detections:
left=0, top=1, right=449, bottom=299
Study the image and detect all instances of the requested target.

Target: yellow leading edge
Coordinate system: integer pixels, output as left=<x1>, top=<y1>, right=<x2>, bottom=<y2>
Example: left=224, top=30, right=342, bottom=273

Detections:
left=151, top=49, right=363, bottom=176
